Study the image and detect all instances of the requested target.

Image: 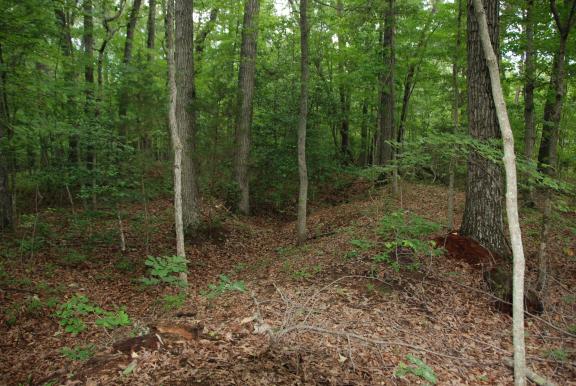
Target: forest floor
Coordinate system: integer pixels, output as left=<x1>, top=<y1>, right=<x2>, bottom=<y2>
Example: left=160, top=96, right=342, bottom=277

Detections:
left=1, top=182, right=575, bottom=385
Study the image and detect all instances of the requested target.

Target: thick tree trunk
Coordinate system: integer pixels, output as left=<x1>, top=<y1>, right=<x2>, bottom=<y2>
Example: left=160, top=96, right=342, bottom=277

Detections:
left=460, top=0, right=509, bottom=258
left=175, top=0, right=199, bottom=230
left=448, top=0, right=463, bottom=231
left=0, top=42, right=12, bottom=231
left=522, top=0, right=535, bottom=160
left=166, top=0, right=186, bottom=282
left=377, top=0, right=395, bottom=165
left=119, top=0, right=143, bottom=140
left=297, top=0, right=309, bottom=244
left=336, top=0, right=351, bottom=164
left=146, top=0, right=156, bottom=60
left=471, top=1, right=527, bottom=383
left=234, top=0, right=260, bottom=215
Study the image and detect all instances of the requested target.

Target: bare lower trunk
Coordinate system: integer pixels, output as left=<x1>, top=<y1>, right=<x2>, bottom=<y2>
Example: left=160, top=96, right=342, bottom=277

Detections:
left=0, top=42, right=12, bottom=230
left=448, top=0, right=462, bottom=231
left=296, top=0, right=309, bottom=245
left=175, top=0, right=199, bottom=230
left=522, top=0, right=535, bottom=160
left=472, top=0, right=527, bottom=384
left=167, top=0, right=187, bottom=283
left=377, top=0, right=395, bottom=165
left=461, top=0, right=509, bottom=258
left=536, top=193, right=551, bottom=295
left=234, top=0, right=259, bottom=215
left=146, top=0, right=156, bottom=60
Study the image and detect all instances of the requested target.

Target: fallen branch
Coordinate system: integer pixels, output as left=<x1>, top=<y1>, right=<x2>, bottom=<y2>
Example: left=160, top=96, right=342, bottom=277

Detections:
left=276, top=323, right=471, bottom=362
left=503, top=358, right=558, bottom=386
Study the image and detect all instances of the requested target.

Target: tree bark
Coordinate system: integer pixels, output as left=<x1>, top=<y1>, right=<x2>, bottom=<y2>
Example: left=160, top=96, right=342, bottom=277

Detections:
left=537, top=0, right=575, bottom=173
left=522, top=0, right=535, bottom=160
left=471, top=1, right=527, bottom=383
left=175, top=0, right=199, bottom=230
left=377, top=0, right=395, bottom=165
left=146, top=0, right=156, bottom=60
left=535, top=0, right=575, bottom=296
left=119, top=0, right=143, bottom=140
left=460, top=0, right=509, bottom=258
left=297, top=0, right=309, bottom=244
left=359, top=99, right=369, bottom=166
left=336, top=0, right=352, bottom=164
left=448, top=0, right=463, bottom=231
left=0, top=42, right=12, bottom=231
left=83, top=0, right=96, bottom=206
left=234, top=0, right=260, bottom=215
left=166, top=0, right=186, bottom=282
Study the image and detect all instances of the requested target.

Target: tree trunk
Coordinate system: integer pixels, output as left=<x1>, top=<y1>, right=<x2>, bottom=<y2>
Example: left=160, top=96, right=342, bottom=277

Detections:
left=471, top=1, right=527, bottom=383
left=460, top=0, right=509, bottom=258
left=522, top=0, right=535, bottom=160
left=195, top=8, right=218, bottom=72
left=119, top=0, right=143, bottom=140
left=297, top=0, right=309, bottom=244
left=336, top=0, right=352, bottom=164
left=166, top=0, right=187, bottom=282
left=175, top=0, right=199, bottom=230
left=0, top=42, right=12, bottom=231
left=234, top=0, right=260, bottom=215
left=448, top=0, right=463, bottom=231
left=377, top=0, right=395, bottom=165
left=146, top=0, right=156, bottom=60
left=535, top=0, right=575, bottom=296
left=359, top=99, right=369, bottom=166
left=83, top=0, right=96, bottom=207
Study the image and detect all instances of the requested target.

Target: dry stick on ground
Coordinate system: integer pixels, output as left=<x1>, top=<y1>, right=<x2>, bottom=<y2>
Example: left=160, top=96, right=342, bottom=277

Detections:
left=503, top=358, right=558, bottom=386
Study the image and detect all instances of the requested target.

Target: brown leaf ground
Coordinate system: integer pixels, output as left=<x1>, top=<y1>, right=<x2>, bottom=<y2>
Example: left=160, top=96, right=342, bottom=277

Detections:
left=1, top=182, right=575, bottom=385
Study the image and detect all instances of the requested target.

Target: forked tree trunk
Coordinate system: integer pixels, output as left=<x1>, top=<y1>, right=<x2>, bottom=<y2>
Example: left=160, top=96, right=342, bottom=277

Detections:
left=119, top=0, right=143, bottom=140
left=535, top=0, right=575, bottom=295
left=296, top=0, right=309, bottom=244
left=166, top=0, right=186, bottom=283
left=460, top=0, right=509, bottom=258
left=175, top=0, right=200, bottom=230
left=234, top=0, right=260, bottom=215
left=472, top=0, right=527, bottom=384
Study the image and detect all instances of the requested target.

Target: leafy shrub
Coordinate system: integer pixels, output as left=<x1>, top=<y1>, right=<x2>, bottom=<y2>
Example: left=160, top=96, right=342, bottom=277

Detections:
left=140, top=255, right=188, bottom=288
left=395, top=354, right=437, bottom=384
left=58, top=250, right=88, bottom=267
left=54, top=294, right=131, bottom=334
left=61, top=344, right=96, bottom=361
left=162, top=292, right=186, bottom=311
left=201, top=275, right=246, bottom=299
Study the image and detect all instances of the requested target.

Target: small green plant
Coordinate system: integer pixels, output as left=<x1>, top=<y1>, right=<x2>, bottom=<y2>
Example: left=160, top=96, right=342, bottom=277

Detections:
left=545, top=348, right=568, bottom=362
left=95, top=309, right=131, bottom=329
left=344, top=250, right=359, bottom=260
left=54, top=294, right=131, bottom=334
left=379, top=211, right=440, bottom=239
left=562, top=295, right=576, bottom=305
left=395, top=354, right=437, bottom=385
left=568, top=325, right=576, bottom=335
left=140, top=255, right=188, bottom=288
left=201, top=275, right=246, bottom=299
left=162, top=292, right=186, bottom=311
left=115, top=257, right=135, bottom=273
left=58, top=250, right=88, bottom=267
left=60, top=344, right=96, bottom=361
left=349, top=239, right=373, bottom=250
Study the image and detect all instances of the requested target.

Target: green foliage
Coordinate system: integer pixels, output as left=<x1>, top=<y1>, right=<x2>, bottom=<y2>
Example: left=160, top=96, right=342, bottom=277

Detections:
left=58, top=250, right=88, bottom=267
left=162, top=292, right=187, bottom=311
left=545, top=348, right=568, bottom=362
left=395, top=354, right=437, bottom=385
left=349, top=239, right=373, bottom=250
left=115, top=257, right=135, bottom=273
left=95, top=309, right=131, bottom=329
left=60, top=344, right=96, bottom=361
left=378, top=211, right=440, bottom=239
left=54, top=294, right=131, bottom=334
left=201, top=275, right=246, bottom=299
left=140, top=255, right=188, bottom=288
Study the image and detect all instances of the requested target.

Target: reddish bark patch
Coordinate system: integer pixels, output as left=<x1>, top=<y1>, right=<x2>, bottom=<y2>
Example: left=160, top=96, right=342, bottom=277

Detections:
left=432, top=232, right=503, bottom=268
